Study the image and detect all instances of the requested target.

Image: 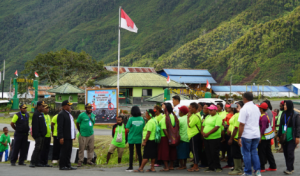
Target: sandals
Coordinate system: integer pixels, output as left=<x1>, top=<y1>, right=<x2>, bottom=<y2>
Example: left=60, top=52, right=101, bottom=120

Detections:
left=187, top=168, right=200, bottom=172
left=146, top=169, right=156, bottom=172
left=176, top=167, right=187, bottom=170
left=133, top=169, right=144, bottom=173
left=159, top=169, right=170, bottom=172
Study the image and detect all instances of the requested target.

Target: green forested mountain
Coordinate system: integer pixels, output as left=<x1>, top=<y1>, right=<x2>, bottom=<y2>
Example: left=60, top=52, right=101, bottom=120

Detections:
left=0, top=0, right=299, bottom=86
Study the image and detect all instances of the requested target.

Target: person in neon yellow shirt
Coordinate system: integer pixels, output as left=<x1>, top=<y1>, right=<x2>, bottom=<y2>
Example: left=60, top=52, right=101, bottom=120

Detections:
left=154, top=105, right=164, bottom=122
left=39, top=104, right=52, bottom=167
left=201, top=104, right=222, bottom=172
left=228, top=101, right=244, bottom=175
left=51, top=113, right=59, bottom=164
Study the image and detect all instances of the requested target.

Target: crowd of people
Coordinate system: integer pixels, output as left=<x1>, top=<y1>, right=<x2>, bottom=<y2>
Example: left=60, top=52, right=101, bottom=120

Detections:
left=1, top=92, right=300, bottom=175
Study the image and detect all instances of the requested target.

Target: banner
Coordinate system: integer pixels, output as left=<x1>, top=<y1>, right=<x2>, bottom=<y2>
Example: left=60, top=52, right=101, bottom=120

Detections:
left=86, top=88, right=118, bottom=124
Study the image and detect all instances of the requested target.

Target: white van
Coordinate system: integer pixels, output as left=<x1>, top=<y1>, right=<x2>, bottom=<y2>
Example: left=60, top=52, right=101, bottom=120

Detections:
left=164, top=100, right=200, bottom=107
left=198, top=98, right=226, bottom=107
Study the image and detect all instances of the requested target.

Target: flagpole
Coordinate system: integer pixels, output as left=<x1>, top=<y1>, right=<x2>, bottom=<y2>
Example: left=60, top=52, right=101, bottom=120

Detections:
left=2, top=60, right=5, bottom=99
left=117, top=6, right=121, bottom=93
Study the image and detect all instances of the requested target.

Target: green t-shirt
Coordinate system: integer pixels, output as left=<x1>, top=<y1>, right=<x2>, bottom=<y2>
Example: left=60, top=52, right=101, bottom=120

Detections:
left=276, top=111, right=283, bottom=131
left=11, top=114, right=25, bottom=123
left=233, top=113, right=240, bottom=139
left=187, top=114, right=201, bottom=140
left=159, top=114, right=175, bottom=137
left=203, top=114, right=222, bottom=140
left=218, top=111, right=228, bottom=119
left=143, top=118, right=157, bottom=140
left=0, top=134, right=10, bottom=152
left=51, top=115, right=58, bottom=137
left=155, top=114, right=164, bottom=123
left=178, top=115, right=189, bottom=142
left=228, top=114, right=235, bottom=133
left=126, top=116, right=145, bottom=144
left=76, top=112, right=95, bottom=137
left=44, top=114, right=51, bottom=137
left=111, top=124, right=126, bottom=148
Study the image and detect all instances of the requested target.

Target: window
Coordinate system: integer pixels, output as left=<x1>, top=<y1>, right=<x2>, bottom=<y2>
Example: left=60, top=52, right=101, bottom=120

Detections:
left=142, top=89, right=152, bottom=96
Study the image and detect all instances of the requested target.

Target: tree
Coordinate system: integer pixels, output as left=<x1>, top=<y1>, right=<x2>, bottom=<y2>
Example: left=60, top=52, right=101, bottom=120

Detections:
left=22, top=49, right=112, bottom=87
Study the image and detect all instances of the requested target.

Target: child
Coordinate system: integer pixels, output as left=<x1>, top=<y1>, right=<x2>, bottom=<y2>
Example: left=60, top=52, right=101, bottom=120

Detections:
left=0, top=127, right=11, bottom=162
left=106, top=116, right=128, bottom=164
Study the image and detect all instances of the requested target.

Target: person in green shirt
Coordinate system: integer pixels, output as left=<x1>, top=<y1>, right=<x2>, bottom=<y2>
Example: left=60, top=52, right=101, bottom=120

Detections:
left=51, top=113, right=59, bottom=164
left=125, top=106, right=145, bottom=172
left=275, top=101, right=284, bottom=151
left=176, top=106, right=190, bottom=170
left=107, top=116, right=128, bottom=164
left=134, top=109, right=158, bottom=172
left=228, top=101, right=244, bottom=175
left=187, top=103, right=202, bottom=172
left=154, top=105, right=164, bottom=122
left=39, top=105, right=52, bottom=167
left=76, top=103, right=96, bottom=167
left=201, top=104, right=222, bottom=172
left=0, top=127, right=11, bottom=162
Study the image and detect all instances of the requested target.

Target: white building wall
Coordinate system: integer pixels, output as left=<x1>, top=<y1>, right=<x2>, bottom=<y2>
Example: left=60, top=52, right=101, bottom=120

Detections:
left=214, top=92, right=297, bottom=97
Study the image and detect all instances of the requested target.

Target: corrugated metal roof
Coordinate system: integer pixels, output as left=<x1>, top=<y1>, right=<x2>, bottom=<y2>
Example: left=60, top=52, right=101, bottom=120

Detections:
left=169, top=75, right=217, bottom=84
left=105, top=66, right=156, bottom=74
left=212, top=86, right=291, bottom=92
left=47, top=83, right=85, bottom=94
left=162, top=69, right=211, bottom=76
left=95, top=72, right=185, bottom=88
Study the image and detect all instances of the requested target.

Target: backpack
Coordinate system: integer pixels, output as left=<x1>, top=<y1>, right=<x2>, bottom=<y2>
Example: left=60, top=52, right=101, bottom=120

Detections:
left=165, top=109, right=180, bottom=147
left=153, top=118, right=161, bottom=143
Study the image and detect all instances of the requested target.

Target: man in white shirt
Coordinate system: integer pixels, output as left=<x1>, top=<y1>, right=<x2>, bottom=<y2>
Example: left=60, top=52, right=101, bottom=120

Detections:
left=172, top=95, right=181, bottom=118
left=238, top=92, right=261, bottom=176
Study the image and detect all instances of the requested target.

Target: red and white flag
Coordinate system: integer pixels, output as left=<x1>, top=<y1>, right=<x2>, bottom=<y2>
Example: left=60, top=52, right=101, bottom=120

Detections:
left=120, top=8, right=138, bottom=33
left=35, top=72, right=39, bottom=77
left=15, top=70, right=18, bottom=77
left=167, top=75, right=170, bottom=84
left=206, top=80, right=211, bottom=89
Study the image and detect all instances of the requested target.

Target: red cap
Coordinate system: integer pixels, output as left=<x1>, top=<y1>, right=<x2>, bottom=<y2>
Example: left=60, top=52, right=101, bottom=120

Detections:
left=178, top=106, right=189, bottom=115
left=259, top=102, right=268, bottom=110
left=280, top=101, right=284, bottom=105
left=225, top=104, right=231, bottom=108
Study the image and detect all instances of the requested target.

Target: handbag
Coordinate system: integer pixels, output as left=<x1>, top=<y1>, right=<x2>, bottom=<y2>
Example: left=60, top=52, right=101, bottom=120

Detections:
left=279, top=113, right=292, bottom=145
left=263, top=115, right=275, bottom=140
left=116, top=125, right=123, bottom=143
left=165, top=109, right=180, bottom=147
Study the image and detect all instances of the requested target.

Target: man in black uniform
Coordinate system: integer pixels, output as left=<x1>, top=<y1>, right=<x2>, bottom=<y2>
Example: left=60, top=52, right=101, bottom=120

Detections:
left=10, top=104, right=29, bottom=166
left=30, top=101, right=47, bottom=168
left=57, top=100, right=77, bottom=170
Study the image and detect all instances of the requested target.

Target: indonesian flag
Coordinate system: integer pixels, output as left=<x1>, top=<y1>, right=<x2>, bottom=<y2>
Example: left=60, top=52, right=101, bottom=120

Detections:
left=15, top=70, right=18, bottom=77
left=167, top=75, right=170, bottom=84
left=206, top=80, right=211, bottom=89
left=35, top=72, right=39, bottom=77
left=120, top=8, right=138, bottom=33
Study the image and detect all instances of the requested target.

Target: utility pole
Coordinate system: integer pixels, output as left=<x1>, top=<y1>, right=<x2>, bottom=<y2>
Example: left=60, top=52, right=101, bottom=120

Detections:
left=230, top=75, right=232, bottom=99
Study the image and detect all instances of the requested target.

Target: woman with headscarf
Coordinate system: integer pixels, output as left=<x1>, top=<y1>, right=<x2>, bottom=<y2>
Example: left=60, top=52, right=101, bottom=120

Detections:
left=277, top=100, right=300, bottom=175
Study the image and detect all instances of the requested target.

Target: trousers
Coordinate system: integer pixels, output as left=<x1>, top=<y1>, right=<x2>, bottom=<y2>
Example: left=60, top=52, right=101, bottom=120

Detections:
left=52, top=136, right=60, bottom=160
left=39, top=137, right=51, bottom=165
left=258, top=139, right=276, bottom=170
left=0, top=149, right=9, bottom=161
left=78, top=134, right=94, bottom=163
left=204, top=138, right=222, bottom=170
left=283, top=140, right=296, bottom=171
left=11, top=132, right=28, bottom=164
left=31, top=137, right=45, bottom=165
left=59, top=139, right=73, bottom=168
left=241, top=137, right=260, bottom=175
left=190, top=133, right=201, bottom=164
left=129, top=144, right=142, bottom=168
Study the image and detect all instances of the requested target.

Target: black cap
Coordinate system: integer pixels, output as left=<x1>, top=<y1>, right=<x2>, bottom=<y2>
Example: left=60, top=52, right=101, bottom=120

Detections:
left=19, top=104, right=27, bottom=109
left=85, top=103, right=92, bottom=108
left=37, top=101, right=45, bottom=106
left=62, top=100, right=73, bottom=106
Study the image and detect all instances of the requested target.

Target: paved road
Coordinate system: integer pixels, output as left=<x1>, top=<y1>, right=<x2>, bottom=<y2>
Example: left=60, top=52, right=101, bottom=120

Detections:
left=0, top=148, right=298, bottom=176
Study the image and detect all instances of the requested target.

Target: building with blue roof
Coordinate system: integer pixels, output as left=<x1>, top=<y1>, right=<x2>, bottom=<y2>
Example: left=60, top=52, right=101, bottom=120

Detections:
left=212, top=85, right=296, bottom=97
left=157, top=69, right=217, bottom=90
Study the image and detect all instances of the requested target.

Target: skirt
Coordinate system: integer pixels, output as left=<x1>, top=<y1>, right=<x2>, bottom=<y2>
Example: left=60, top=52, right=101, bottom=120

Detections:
left=158, top=137, right=177, bottom=161
left=176, top=141, right=190, bottom=159
left=143, top=140, right=157, bottom=159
